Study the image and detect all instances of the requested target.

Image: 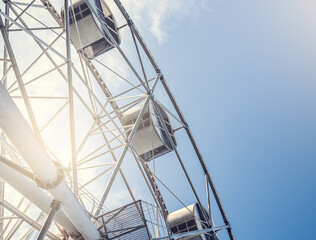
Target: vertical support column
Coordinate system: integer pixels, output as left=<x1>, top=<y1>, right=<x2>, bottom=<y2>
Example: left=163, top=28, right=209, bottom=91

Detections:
left=64, top=0, right=78, bottom=196
left=36, top=200, right=61, bottom=240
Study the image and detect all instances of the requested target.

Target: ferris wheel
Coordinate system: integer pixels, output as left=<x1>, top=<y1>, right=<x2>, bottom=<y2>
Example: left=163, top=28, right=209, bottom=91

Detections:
left=0, top=0, right=235, bottom=239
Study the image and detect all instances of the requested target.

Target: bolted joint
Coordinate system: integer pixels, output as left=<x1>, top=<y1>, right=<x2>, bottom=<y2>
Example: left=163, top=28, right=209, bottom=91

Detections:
left=50, top=199, right=61, bottom=211
left=34, top=161, right=65, bottom=189
left=147, top=89, right=153, bottom=96
left=66, top=59, right=73, bottom=66
left=127, top=19, right=133, bottom=26
left=93, top=114, right=99, bottom=120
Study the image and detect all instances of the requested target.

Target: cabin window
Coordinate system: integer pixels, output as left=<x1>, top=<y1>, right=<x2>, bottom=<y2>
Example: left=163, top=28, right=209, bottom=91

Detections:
left=187, top=219, right=196, bottom=227
left=143, top=118, right=150, bottom=128
left=82, top=9, right=90, bottom=18
left=124, top=110, right=151, bottom=133
left=140, top=145, right=168, bottom=161
left=69, top=3, right=91, bottom=25
left=80, top=2, right=88, bottom=11
left=137, top=121, right=144, bottom=131
left=125, top=120, right=133, bottom=126
left=74, top=6, right=80, bottom=14
left=189, top=225, right=198, bottom=231
left=170, top=218, right=198, bottom=234
left=143, top=112, right=150, bottom=120
left=178, top=223, right=186, bottom=231
left=170, top=226, right=177, bottom=233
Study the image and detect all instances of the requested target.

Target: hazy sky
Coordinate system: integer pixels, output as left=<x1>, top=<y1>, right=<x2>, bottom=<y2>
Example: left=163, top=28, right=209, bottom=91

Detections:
left=127, top=0, right=316, bottom=239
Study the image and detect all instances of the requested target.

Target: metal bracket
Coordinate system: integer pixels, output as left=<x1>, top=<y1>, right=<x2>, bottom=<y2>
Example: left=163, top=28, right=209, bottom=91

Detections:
left=34, top=161, right=64, bottom=189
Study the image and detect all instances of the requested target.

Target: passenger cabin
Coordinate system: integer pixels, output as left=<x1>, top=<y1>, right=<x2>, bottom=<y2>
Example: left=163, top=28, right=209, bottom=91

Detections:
left=61, top=0, right=121, bottom=59
left=123, top=101, right=177, bottom=161
left=167, top=203, right=212, bottom=240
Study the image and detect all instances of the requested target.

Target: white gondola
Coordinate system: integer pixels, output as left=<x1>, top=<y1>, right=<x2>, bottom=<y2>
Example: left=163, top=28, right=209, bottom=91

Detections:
left=61, top=0, right=121, bottom=59
left=123, top=101, right=177, bottom=161
left=167, top=203, right=211, bottom=240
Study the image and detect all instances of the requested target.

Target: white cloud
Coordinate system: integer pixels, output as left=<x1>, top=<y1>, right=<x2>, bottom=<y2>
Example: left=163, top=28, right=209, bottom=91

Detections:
left=121, top=0, right=199, bottom=44
left=54, top=0, right=208, bottom=45
left=201, top=0, right=214, bottom=12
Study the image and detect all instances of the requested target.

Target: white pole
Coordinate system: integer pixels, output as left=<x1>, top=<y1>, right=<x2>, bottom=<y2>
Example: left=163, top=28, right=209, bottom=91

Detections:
left=64, top=0, right=78, bottom=197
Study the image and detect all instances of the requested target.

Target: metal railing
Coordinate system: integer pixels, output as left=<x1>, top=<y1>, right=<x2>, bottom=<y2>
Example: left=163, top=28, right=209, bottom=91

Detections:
left=96, top=200, right=169, bottom=240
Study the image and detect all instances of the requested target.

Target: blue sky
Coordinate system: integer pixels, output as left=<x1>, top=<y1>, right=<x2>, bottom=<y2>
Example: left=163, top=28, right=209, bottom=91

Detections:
left=134, top=0, right=316, bottom=239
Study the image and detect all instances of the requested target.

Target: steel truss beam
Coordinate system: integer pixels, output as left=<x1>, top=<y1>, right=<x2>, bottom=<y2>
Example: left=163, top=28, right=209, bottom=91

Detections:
left=0, top=14, right=42, bottom=142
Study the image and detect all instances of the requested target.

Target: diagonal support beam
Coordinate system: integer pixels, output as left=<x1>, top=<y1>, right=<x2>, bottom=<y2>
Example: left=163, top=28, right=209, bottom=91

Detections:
left=95, top=94, right=152, bottom=216
left=36, top=200, right=61, bottom=240
left=0, top=15, right=42, bottom=142
left=95, top=74, right=160, bottom=216
left=0, top=81, right=100, bottom=239
left=0, top=198, right=59, bottom=240
left=82, top=0, right=149, bottom=92
left=0, top=10, right=67, bottom=61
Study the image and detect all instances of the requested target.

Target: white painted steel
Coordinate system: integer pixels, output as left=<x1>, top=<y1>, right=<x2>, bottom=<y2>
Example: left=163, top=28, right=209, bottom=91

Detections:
left=0, top=83, right=101, bottom=239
